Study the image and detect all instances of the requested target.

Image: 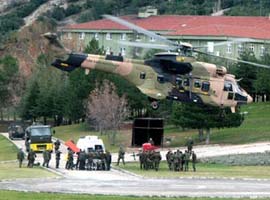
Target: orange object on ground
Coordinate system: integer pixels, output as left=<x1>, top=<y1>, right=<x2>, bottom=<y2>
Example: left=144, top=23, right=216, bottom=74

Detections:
left=65, top=140, right=80, bottom=153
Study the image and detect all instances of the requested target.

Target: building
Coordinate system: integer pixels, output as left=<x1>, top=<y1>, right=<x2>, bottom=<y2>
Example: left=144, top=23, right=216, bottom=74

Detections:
left=60, top=13, right=270, bottom=60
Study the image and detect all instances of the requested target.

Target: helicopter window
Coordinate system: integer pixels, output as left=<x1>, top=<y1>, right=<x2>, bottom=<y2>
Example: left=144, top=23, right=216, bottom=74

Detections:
left=194, top=80, right=201, bottom=88
left=176, top=77, right=182, bottom=86
left=183, top=78, right=189, bottom=87
left=201, top=82, right=210, bottom=92
left=224, top=82, right=233, bottom=92
left=157, top=75, right=165, bottom=83
left=228, top=92, right=234, bottom=100
left=140, top=72, right=146, bottom=79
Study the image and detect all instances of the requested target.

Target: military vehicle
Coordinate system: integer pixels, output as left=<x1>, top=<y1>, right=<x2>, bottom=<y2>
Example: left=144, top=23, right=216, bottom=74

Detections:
left=25, top=125, right=53, bottom=152
left=8, top=123, right=25, bottom=140
left=41, top=15, right=270, bottom=112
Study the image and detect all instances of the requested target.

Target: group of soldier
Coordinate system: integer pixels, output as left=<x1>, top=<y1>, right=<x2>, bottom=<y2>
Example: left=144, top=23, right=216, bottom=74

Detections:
left=137, top=150, right=162, bottom=171
left=166, top=149, right=197, bottom=172
left=65, top=148, right=112, bottom=171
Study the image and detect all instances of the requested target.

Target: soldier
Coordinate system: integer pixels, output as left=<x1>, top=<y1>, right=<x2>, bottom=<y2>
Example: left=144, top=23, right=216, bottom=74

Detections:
left=42, top=149, right=52, bottom=168
left=75, top=149, right=81, bottom=170
left=54, top=139, right=61, bottom=152
left=191, top=151, right=197, bottom=172
left=166, top=150, right=173, bottom=170
left=27, top=149, right=36, bottom=168
left=184, top=150, right=190, bottom=171
left=55, top=150, right=61, bottom=169
left=153, top=151, right=162, bottom=171
left=105, top=150, right=112, bottom=170
left=17, top=148, right=25, bottom=168
left=86, top=150, right=94, bottom=170
left=186, top=137, right=194, bottom=153
left=66, top=148, right=74, bottom=170
left=78, top=150, right=87, bottom=170
left=116, top=146, right=125, bottom=166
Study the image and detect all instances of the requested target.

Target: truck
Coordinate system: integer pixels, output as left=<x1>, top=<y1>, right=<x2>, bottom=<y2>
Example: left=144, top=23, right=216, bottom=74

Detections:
left=25, top=125, right=53, bottom=152
left=8, top=123, right=25, bottom=140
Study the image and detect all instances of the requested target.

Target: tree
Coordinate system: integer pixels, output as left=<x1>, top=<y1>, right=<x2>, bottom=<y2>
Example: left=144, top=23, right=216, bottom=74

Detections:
left=87, top=80, right=129, bottom=145
left=171, top=102, right=243, bottom=144
left=84, top=38, right=104, bottom=54
left=0, top=55, right=19, bottom=120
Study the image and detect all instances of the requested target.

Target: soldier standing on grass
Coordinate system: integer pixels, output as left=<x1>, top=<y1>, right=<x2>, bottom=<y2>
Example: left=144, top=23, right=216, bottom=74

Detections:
left=105, top=150, right=112, bottom=170
left=192, top=151, right=197, bottom=172
left=17, top=148, right=25, bottom=168
left=116, top=146, right=125, bottom=166
left=184, top=150, right=190, bottom=171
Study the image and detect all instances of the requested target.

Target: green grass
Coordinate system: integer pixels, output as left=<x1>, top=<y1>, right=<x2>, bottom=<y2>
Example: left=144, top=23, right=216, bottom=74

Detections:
left=0, top=190, right=268, bottom=200
left=0, top=162, right=57, bottom=179
left=115, top=161, right=270, bottom=179
left=0, top=135, right=18, bottom=161
left=0, top=134, right=58, bottom=180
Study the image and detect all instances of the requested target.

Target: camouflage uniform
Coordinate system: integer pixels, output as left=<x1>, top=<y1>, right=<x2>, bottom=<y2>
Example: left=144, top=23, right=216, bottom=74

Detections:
left=66, top=149, right=74, bottom=170
left=166, top=150, right=173, bottom=170
left=27, top=149, right=36, bottom=168
left=105, top=151, right=112, bottom=170
left=54, top=139, right=61, bottom=152
left=55, top=150, right=61, bottom=168
left=186, top=137, right=194, bottom=153
left=153, top=151, right=162, bottom=171
left=191, top=151, right=197, bottom=172
left=116, top=147, right=125, bottom=165
left=42, top=149, right=51, bottom=168
left=184, top=150, right=190, bottom=171
left=17, top=148, right=25, bottom=168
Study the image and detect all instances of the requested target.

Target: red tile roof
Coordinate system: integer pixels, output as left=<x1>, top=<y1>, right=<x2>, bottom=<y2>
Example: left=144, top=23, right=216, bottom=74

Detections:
left=65, top=15, right=270, bottom=40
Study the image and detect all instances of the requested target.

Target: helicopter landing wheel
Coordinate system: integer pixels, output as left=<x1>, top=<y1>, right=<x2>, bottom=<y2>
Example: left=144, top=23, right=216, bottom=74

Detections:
left=151, top=101, right=159, bottom=110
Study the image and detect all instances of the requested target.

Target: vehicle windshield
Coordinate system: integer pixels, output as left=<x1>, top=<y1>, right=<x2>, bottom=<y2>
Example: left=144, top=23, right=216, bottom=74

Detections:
left=31, top=127, right=51, bottom=136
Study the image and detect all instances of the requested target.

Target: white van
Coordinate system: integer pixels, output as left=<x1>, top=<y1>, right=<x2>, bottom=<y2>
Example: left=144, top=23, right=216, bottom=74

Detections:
left=76, top=136, right=105, bottom=153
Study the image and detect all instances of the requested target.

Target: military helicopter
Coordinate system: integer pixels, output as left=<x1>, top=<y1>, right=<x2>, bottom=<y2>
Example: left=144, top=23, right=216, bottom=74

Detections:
left=43, top=15, right=270, bottom=113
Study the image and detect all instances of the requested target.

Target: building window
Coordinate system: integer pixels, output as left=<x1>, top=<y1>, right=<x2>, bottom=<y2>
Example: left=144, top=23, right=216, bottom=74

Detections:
left=94, top=33, right=99, bottom=40
left=207, top=42, right=214, bottom=53
left=106, top=33, right=112, bottom=40
left=260, top=45, right=265, bottom=57
left=238, top=44, right=243, bottom=55
left=135, top=34, right=141, bottom=41
left=67, top=33, right=72, bottom=40
left=150, top=37, right=155, bottom=42
left=249, top=44, right=255, bottom=52
left=120, top=47, right=126, bottom=56
left=227, top=43, right=232, bottom=54
left=120, top=33, right=126, bottom=40
left=79, top=32, right=85, bottom=40
left=106, top=47, right=111, bottom=55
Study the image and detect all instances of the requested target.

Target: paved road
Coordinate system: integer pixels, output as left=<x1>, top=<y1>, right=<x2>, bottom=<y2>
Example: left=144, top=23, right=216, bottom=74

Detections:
left=2, top=132, right=270, bottom=198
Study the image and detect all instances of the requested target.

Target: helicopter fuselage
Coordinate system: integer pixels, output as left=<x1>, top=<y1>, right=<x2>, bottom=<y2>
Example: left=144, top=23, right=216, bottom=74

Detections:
left=52, top=52, right=252, bottom=112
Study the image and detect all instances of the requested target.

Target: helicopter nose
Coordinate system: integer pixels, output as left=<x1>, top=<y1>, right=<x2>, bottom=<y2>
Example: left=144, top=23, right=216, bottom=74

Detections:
left=247, top=95, right=253, bottom=104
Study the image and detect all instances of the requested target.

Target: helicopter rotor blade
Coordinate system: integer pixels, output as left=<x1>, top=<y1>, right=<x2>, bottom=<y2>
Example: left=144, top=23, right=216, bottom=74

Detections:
left=119, top=41, right=173, bottom=50
left=196, top=50, right=270, bottom=69
left=103, top=15, right=177, bottom=47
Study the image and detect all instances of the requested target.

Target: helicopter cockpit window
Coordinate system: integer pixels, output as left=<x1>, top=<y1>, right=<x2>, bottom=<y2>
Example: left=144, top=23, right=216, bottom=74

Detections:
left=201, top=81, right=210, bottom=92
left=157, top=75, right=165, bottom=83
left=176, top=77, right=182, bottom=86
left=194, top=80, right=201, bottom=88
left=140, top=72, right=146, bottom=79
left=183, top=78, right=189, bottom=87
left=224, top=82, right=233, bottom=92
